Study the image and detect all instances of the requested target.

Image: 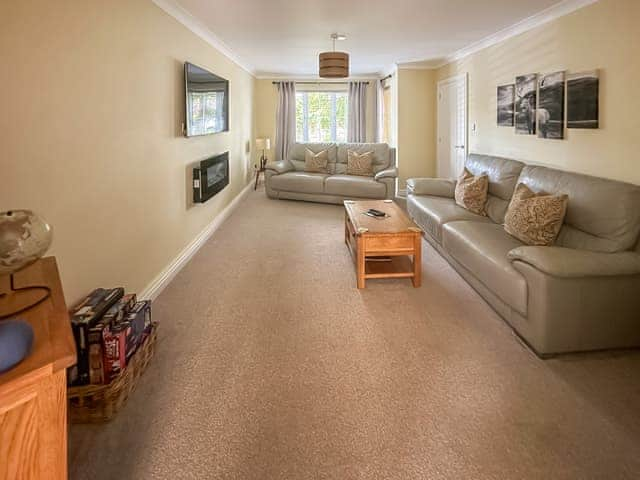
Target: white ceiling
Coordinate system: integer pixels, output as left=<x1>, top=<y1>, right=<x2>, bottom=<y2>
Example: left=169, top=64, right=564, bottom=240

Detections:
left=162, top=0, right=592, bottom=77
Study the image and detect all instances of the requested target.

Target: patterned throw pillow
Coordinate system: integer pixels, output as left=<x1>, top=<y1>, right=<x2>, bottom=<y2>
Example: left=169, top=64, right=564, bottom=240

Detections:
left=454, top=168, right=489, bottom=215
left=304, top=149, right=329, bottom=173
left=504, top=183, right=568, bottom=246
left=346, top=150, right=374, bottom=176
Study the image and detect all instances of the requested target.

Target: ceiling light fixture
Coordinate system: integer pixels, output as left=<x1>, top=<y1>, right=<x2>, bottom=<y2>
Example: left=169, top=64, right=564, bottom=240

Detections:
left=319, top=33, right=349, bottom=78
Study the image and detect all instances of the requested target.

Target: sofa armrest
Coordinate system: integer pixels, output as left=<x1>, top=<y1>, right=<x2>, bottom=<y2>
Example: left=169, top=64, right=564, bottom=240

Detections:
left=265, top=160, right=294, bottom=174
left=374, top=167, right=398, bottom=181
left=406, top=178, right=456, bottom=198
left=507, top=246, right=640, bottom=278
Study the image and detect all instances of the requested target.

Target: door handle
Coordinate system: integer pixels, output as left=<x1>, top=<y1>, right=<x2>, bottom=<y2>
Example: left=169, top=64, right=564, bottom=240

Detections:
left=455, top=145, right=465, bottom=149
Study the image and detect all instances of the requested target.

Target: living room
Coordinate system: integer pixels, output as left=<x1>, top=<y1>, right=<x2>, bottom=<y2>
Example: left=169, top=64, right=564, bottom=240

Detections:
left=1, top=0, right=639, bottom=478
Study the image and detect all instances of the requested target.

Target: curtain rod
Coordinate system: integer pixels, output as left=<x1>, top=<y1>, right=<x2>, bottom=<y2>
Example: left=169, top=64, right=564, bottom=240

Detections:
left=272, top=81, right=370, bottom=85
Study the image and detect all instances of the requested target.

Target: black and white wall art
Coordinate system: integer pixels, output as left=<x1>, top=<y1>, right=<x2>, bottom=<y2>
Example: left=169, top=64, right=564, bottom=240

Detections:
left=537, top=71, right=565, bottom=139
left=515, top=74, right=537, bottom=134
left=497, top=84, right=515, bottom=126
left=567, top=70, right=599, bottom=128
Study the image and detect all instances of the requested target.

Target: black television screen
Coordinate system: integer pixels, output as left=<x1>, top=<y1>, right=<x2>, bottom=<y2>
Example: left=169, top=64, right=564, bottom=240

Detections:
left=184, top=62, right=229, bottom=137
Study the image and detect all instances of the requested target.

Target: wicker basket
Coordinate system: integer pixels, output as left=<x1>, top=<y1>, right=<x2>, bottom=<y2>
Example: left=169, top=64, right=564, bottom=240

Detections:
left=68, top=323, right=158, bottom=423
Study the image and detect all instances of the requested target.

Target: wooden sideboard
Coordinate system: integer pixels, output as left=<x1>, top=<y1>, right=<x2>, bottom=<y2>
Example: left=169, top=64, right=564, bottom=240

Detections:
left=0, top=257, right=76, bottom=480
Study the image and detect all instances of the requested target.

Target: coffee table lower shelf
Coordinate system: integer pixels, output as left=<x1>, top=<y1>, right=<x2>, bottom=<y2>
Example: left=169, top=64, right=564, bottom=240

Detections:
left=364, top=256, right=415, bottom=279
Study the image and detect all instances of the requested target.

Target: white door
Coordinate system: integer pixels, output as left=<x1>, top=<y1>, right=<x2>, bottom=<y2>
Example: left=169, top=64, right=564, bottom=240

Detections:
left=437, top=74, right=467, bottom=179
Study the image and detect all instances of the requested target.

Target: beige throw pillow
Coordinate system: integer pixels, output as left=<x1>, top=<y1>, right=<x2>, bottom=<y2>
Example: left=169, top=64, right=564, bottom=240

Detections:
left=504, top=183, right=568, bottom=246
left=454, top=168, right=489, bottom=215
left=304, top=149, right=329, bottom=173
left=346, top=150, right=374, bottom=176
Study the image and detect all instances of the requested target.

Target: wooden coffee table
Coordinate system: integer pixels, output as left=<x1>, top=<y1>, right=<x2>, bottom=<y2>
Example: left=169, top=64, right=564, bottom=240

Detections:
left=344, top=200, right=422, bottom=289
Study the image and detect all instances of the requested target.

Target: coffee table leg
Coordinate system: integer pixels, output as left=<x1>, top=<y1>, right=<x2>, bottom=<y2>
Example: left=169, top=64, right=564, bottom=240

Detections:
left=356, top=235, right=366, bottom=289
left=412, top=234, right=422, bottom=288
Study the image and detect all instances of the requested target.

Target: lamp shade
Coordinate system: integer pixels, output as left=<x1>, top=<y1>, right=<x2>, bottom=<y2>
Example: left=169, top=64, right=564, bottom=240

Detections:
left=255, top=138, right=271, bottom=150
left=319, top=51, right=349, bottom=78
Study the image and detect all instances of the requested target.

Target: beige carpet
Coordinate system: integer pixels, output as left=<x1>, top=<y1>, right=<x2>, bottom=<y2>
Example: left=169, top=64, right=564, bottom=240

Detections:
left=69, top=189, right=640, bottom=479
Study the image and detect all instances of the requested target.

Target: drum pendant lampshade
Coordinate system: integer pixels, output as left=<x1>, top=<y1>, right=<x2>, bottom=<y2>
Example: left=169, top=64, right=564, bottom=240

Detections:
left=319, top=34, right=349, bottom=78
left=319, top=52, right=349, bottom=78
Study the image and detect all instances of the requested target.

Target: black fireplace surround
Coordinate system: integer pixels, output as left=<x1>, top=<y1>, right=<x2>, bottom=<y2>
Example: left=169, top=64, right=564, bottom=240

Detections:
left=193, top=152, right=229, bottom=203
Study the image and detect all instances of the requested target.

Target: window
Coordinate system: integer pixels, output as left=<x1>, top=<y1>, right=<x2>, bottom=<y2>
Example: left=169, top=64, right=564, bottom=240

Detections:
left=296, top=91, right=347, bottom=142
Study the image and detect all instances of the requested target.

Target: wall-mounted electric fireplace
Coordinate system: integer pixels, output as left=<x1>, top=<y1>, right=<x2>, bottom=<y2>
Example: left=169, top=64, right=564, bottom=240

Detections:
left=193, top=152, right=229, bottom=203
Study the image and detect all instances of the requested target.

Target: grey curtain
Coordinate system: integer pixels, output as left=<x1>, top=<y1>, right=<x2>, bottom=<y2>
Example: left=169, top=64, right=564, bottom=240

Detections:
left=373, top=79, right=384, bottom=142
left=348, top=81, right=367, bottom=142
left=275, top=81, right=296, bottom=161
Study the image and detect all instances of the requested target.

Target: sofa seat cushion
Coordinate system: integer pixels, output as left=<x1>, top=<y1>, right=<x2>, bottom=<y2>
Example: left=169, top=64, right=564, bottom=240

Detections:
left=442, top=221, right=527, bottom=315
left=407, top=195, right=492, bottom=244
left=324, top=175, right=386, bottom=198
left=269, top=172, right=328, bottom=194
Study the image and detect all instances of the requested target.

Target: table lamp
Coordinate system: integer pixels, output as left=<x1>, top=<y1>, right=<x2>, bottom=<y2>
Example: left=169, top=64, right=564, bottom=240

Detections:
left=255, top=138, right=271, bottom=169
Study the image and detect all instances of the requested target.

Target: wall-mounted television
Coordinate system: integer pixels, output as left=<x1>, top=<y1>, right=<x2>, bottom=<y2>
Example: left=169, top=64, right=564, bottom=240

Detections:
left=184, top=62, right=229, bottom=137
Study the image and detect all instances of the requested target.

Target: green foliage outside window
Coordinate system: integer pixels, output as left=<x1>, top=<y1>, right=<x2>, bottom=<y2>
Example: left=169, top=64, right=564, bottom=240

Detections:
left=296, top=92, right=347, bottom=142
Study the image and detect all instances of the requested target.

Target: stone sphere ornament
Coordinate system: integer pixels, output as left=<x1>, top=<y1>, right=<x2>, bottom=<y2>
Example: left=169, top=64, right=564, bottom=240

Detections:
left=0, top=210, right=53, bottom=275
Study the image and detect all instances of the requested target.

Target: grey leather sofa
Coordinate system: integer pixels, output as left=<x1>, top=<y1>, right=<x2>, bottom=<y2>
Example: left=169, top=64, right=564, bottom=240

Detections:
left=407, top=153, right=640, bottom=356
left=265, top=142, right=397, bottom=204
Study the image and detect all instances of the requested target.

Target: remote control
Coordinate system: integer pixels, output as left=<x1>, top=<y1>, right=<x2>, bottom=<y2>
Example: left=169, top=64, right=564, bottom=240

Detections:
left=367, top=208, right=386, bottom=217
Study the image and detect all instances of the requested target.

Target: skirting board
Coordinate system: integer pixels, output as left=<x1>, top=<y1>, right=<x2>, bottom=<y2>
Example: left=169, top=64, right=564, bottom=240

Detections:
left=139, top=182, right=253, bottom=301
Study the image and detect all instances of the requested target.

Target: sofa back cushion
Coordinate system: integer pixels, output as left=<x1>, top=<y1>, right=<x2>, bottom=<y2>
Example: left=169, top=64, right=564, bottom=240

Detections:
left=289, top=143, right=337, bottom=172
left=336, top=143, right=390, bottom=174
left=454, top=168, right=489, bottom=215
left=504, top=183, right=568, bottom=246
left=304, top=148, right=329, bottom=173
left=465, top=154, right=525, bottom=224
left=517, top=165, right=640, bottom=252
left=346, top=150, right=374, bottom=176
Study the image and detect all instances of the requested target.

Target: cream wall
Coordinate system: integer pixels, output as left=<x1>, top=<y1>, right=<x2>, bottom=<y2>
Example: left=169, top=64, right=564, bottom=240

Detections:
left=396, top=68, right=438, bottom=186
left=437, top=0, right=640, bottom=185
left=253, top=78, right=379, bottom=162
left=0, top=0, right=255, bottom=304
left=254, top=80, right=279, bottom=162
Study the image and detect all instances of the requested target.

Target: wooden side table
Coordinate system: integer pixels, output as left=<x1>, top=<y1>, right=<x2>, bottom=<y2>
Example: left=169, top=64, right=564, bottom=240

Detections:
left=254, top=154, right=268, bottom=190
left=0, top=257, right=76, bottom=480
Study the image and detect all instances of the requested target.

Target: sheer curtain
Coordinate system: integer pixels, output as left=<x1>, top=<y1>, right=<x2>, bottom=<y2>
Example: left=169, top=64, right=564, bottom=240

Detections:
left=347, top=81, right=367, bottom=142
left=275, top=81, right=296, bottom=161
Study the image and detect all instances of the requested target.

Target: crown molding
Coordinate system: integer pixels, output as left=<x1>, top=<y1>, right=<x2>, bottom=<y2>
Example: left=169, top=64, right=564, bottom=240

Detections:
left=436, top=0, right=599, bottom=68
left=379, top=64, right=398, bottom=79
left=254, top=73, right=380, bottom=81
left=151, top=0, right=255, bottom=76
left=390, top=0, right=598, bottom=71
left=396, top=63, right=439, bottom=71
